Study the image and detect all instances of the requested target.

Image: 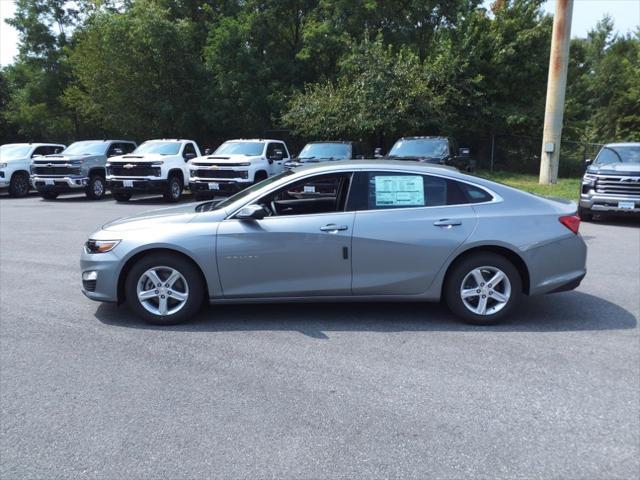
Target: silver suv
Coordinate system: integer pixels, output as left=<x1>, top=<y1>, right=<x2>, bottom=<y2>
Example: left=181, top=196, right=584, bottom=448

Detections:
left=31, top=140, right=136, bottom=200
left=579, top=142, right=640, bottom=220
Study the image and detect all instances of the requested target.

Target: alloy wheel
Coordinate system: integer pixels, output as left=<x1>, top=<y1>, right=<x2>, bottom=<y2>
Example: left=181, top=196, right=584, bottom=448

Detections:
left=136, top=266, right=189, bottom=316
left=460, top=266, right=511, bottom=316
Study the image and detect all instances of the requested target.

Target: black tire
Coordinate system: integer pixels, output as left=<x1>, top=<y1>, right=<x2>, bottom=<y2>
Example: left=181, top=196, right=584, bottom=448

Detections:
left=8, top=172, right=30, bottom=197
left=253, top=170, right=268, bottom=184
left=39, top=191, right=58, bottom=200
left=578, top=206, right=593, bottom=221
left=444, top=252, right=522, bottom=325
left=113, top=191, right=132, bottom=202
left=124, top=253, right=205, bottom=325
left=86, top=174, right=106, bottom=200
left=163, top=174, right=183, bottom=202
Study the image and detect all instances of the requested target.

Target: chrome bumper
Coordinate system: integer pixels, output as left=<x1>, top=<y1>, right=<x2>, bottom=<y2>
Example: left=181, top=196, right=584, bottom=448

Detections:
left=579, top=192, right=640, bottom=213
left=32, top=176, right=89, bottom=189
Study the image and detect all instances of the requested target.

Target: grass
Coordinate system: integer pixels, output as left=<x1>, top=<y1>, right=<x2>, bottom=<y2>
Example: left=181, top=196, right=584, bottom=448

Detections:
left=475, top=170, right=581, bottom=201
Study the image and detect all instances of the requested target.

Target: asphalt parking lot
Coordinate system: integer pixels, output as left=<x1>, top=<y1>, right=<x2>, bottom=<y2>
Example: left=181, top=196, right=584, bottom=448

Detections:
left=1, top=191, right=639, bottom=479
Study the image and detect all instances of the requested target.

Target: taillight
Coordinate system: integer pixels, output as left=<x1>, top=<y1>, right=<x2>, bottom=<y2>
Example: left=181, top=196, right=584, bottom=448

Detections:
left=559, top=215, right=580, bottom=234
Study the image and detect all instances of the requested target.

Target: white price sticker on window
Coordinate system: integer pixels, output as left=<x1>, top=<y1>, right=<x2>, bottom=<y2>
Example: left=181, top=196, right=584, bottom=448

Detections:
left=374, top=175, right=424, bottom=206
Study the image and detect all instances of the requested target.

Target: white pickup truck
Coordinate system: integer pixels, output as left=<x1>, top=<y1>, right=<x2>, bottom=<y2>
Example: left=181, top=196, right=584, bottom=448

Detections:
left=106, top=139, right=200, bottom=202
left=188, top=139, right=290, bottom=199
left=0, top=143, right=65, bottom=197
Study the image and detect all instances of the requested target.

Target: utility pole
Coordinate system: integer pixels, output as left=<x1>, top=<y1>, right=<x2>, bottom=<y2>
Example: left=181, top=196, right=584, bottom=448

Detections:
left=539, top=0, right=574, bottom=185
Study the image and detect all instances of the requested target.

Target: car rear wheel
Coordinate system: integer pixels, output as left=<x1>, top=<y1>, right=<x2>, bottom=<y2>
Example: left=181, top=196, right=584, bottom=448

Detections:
left=163, top=175, right=182, bottom=202
left=113, top=191, right=132, bottom=202
left=9, top=172, right=30, bottom=197
left=86, top=174, right=106, bottom=200
left=445, top=252, right=522, bottom=325
left=124, top=253, right=204, bottom=325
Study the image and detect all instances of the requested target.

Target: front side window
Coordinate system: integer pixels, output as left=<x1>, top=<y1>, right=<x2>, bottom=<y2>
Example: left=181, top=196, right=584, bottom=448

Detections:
left=63, top=141, right=108, bottom=156
left=348, top=171, right=493, bottom=210
left=183, top=143, right=196, bottom=157
left=215, top=141, right=265, bottom=156
left=266, top=142, right=287, bottom=159
left=253, top=172, right=352, bottom=217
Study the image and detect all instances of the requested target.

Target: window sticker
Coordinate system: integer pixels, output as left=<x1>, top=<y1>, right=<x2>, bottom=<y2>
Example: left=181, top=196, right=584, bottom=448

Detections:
left=374, top=175, right=424, bottom=206
left=303, top=185, right=316, bottom=193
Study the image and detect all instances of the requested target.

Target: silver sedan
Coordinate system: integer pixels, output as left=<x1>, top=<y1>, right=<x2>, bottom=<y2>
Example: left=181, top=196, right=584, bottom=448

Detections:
left=80, top=161, right=587, bottom=325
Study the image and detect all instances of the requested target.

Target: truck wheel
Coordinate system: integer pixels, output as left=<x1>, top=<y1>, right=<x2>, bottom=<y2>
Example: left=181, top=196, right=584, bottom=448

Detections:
left=163, top=174, right=182, bottom=202
left=254, top=171, right=268, bottom=185
left=86, top=174, right=106, bottom=200
left=40, top=191, right=58, bottom=200
left=124, top=253, right=205, bottom=325
left=578, top=206, right=593, bottom=221
left=8, top=172, right=30, bottom=197
left=113, top=191, right=132, bottom=202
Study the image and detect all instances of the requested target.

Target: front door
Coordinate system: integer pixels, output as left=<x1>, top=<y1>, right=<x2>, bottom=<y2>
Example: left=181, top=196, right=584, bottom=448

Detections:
left=216, top=172, right=354, bottom=298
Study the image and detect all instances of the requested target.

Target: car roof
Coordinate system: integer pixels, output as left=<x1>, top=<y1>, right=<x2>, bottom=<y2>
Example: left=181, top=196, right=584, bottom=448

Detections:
left=142, top=139, right=195, bottom=143
left=223, top=139, right=283, bottom=143
left=291, top=159, right=459, bottom=174
left=604, top=142, right=640, bottom=147
left=304, top=140, right=353, bottom=144
left=396, top=136, right=448, bottom=141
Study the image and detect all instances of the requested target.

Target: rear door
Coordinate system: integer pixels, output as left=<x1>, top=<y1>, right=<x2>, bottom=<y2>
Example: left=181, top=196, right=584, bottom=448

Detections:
left=349, top=171, right=478, bottom=295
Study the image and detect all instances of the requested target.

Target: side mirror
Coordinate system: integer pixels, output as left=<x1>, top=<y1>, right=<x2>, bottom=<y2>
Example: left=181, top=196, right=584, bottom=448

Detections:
left=235, top=204, right=266, bottom=220
left=458, top=147, right=470, bottom=158
left=184, top=152, right=196, bottom=160
left=204, top=148, right=212, bottom=155
left=584, top=158, right=592, bottom=167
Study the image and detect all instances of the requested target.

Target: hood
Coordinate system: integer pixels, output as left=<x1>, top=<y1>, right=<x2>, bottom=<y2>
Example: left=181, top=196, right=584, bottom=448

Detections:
left=108, top=153, right=166, bottom=163
left=587, top=162, right=640, bottom=176
left=386, top=155, right=445, bottom=164
left=1, top=156, right=30, bottom=164
left=102, top=203, right=199, bottom=231
left=34, top=153, right=102, bottom=163
left=194, top=154, right=261, bottom=164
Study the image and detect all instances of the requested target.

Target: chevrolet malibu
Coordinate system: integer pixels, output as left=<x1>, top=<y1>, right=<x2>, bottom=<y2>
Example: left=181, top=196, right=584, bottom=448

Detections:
left=81, top=161, right=587, bottom=325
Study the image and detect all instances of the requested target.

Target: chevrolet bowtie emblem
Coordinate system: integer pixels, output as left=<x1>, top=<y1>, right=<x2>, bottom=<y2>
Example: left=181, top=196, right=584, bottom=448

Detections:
left=123, top=164, right=135, bottom=169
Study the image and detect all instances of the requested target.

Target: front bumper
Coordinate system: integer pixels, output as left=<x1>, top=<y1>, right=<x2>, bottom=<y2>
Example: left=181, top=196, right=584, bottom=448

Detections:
left=107, top=178, right=167, bottom=193
left=32, top=176, right=89, bottom=191
left=189, top=179, right=251, bottom=195
left=579, top=192, right=640, bottom=213
left=80, top=249, right=122, bottom=303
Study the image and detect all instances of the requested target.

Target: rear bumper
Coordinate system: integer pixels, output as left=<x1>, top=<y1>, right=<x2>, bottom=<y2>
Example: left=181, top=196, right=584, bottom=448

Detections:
left=107, top=178, right=168, bottom=193
left=579, top=192, right=640, bottom=213
left=32, top=176, right=88, bottom=191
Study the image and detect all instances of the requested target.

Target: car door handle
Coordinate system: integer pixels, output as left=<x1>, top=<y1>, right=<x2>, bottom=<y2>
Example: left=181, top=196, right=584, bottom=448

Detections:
left=320, top=224, right=349, bottom=232
left=433, top=219, right=462, bottom=227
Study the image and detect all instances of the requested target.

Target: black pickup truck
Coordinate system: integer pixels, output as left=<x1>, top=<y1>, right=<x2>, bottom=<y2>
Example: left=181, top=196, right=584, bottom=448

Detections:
left=377, top=136, right=474, bottom=172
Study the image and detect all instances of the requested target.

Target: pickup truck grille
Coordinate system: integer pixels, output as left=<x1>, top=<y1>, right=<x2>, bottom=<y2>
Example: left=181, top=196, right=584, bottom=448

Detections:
left=595, top=176, right=640, bottom=197
left=108, top=164, right=160, bottom=177
left=32, top=166, right=80, bottom=176
left=192, top=169, right=248, bottom=179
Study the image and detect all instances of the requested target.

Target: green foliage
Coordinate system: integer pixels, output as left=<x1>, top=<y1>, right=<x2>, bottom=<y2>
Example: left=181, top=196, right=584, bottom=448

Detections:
left=0, top=0, right=638, bottom=164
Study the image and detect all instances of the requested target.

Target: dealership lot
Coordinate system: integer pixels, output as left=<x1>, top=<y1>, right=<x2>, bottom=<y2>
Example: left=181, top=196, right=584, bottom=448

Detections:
left=1, top=193, right=639, bottom=479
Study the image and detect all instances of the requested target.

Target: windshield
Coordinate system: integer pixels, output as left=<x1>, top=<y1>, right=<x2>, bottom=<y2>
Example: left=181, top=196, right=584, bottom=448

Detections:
left=298, top=143, right=351, bottom=160
left=0, top=144, right=31, bottom=160
left=196, top=171, right=294, bottom=212
left=214, top=141, right=265, bottom=156
left=388, top=138, right=449, bottom=158
left=62, top=141, right=108, bottom=156
left=594, top=145, right=640, bottom=164
left=134, top=141, right=182, bottom=155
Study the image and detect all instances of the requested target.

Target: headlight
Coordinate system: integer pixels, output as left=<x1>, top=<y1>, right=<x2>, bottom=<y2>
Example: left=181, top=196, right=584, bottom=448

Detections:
left=85, top=239, right=120, bottom=254
left=582, top=174, right=597, bottom=186
left=237, top=162, right=251, bottom=167
left=105, top=162, right=111, bottom=167
left=151, top=161, right=164, bottom=166
left=0, top=162, right=7, bottom=168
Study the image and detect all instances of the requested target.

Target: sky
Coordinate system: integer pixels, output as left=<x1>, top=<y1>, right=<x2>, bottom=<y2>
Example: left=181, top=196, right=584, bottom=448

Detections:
left=1, top=0, right=639, bottom=67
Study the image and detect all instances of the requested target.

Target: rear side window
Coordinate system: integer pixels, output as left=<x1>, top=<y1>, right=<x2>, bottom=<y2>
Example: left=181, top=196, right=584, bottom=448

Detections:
left=347, top=172, right=493, bottom=210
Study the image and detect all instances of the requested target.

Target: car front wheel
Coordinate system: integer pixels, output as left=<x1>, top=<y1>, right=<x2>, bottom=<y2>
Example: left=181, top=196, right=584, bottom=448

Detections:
left=9, top=172, right=30, bottom=197
left=124, top=253, right=204, bottom=325
left=444, top=252, right=522, bottom=325
left=86, top=174, right=106, bottom=200
left=163, top=175, right=182, bottom=202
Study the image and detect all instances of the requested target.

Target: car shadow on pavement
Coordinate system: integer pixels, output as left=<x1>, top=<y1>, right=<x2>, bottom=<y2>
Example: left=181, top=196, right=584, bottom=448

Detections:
left=94, top=291, right=637, bottom=338
left=587, top=215, right=640, bottom=227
